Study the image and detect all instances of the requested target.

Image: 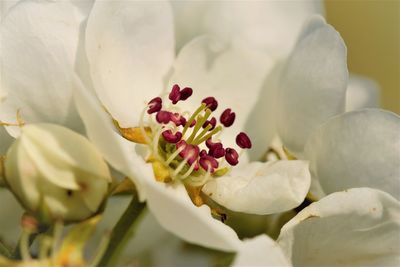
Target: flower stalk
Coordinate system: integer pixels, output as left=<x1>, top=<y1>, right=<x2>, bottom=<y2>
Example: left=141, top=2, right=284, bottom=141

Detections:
left=98, top=193, right=146, bottom=267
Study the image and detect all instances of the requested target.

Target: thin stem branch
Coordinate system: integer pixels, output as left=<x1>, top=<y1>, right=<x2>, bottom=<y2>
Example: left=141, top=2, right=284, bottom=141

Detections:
left=98, top=193, right=146, bottom=267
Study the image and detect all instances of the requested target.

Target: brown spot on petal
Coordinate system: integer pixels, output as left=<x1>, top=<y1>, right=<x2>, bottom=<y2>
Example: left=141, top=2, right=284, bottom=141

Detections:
left=185, top=185, right=205, bottom=207
left=113, top=120, right=151, bottom=144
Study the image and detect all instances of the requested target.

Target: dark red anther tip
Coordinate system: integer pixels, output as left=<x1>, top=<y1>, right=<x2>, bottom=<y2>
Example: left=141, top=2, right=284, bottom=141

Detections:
left=203, top=117, right=216, bottom=130
left=170, top=113, right=185, bottom=127
left=180, top=87, right=193, bottom=101
left=236, top=132, right=252, bottom=149
left=176, top=140, right=200, bottom=165
left=156, top=111, right=172, bottom=124
left=206, top=138, right=225, bottom=159
left=220, top=108, right=235, bottom=127
left=169, top=84, right=181, bottom=104
left=199, top=154, right=219, bottom=173
left=200, top=149, right=207, bottom=158
left=147, top=97, right=162, bottom=114
left=225, top=148, right=239, bottom=166
left=162, top=130, right=182, bottom=143
left=202, top=97, right=218, bottom=111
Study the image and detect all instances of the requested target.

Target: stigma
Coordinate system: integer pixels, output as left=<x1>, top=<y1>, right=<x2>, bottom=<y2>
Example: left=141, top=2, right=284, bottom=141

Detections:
left=135, top=84, right=252, bottom=187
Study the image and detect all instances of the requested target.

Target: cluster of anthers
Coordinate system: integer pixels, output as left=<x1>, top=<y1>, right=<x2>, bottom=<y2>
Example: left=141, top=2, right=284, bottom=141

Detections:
left=139, top=84, right=252, bottom=187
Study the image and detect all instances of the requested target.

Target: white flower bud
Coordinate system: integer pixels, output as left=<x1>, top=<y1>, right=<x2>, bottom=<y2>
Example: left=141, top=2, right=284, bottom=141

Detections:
left=4, top=123, right=112, bottom=223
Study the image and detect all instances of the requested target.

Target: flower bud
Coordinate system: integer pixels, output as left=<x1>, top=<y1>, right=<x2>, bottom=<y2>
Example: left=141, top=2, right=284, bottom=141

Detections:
left=4, top=124, right=111, bottom=223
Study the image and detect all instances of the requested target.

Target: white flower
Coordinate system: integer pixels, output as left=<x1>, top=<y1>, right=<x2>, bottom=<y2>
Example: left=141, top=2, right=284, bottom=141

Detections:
left=71, top=0, right=314, bottom=251
left=277, top=188, right=400, bottom=267
left=4, top=123, right=111, bottom=222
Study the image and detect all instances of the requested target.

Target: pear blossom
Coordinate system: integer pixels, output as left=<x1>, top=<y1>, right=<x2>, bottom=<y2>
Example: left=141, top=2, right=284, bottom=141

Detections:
left=71, top=0, right=315, bottom=251
left=4, top=123, right=111, bottom=222
left=1, top=1, right=397, bottom=265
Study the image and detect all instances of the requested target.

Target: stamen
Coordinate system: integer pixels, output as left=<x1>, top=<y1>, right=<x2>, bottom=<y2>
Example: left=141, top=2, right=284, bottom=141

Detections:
left=169, top=84, right=181, bottom=104
left=187, top=109, right=211, bottom=143
left=225, top=148, right=239, bottom=166
left=182, top=104, right=207, bottom=136
left=166, top=145, right=185, bottom=165
left=162, top=130, right=182, bottom=143
left=192, top=124, right=212, bottom=144
left=152, top=127, right=164, bottom=161
left=179, top=87, right=193, bottom=101
left=199, top=155, right=219, bottom=173
left=202, top=117, right=216, bottom=131
left=193, top=126, right=222, bottom=145
left=180, top=161, right=197, bottom=180
left=202, top=97, right=218, bottom=111
left=176, top=140, right=199, bottom=166
left=220, top=108, right=236, bottom=127
left=156, top=111, right=172, bottom=124
left=206, top=139, right=225, bottom=159
left=147, top=97, right=162, bottom=114
left=236, top=132, right=252, bottom=149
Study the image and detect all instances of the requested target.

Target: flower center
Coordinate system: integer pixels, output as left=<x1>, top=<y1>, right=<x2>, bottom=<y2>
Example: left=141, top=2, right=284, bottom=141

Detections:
left=138, top=84, right=252, bottom=187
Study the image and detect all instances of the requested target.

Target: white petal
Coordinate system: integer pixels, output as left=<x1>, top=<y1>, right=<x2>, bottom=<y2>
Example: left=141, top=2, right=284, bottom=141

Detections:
left=0, top=0, right=18, bottom=20
left=278, top=188, right=400, bottom=267
left=304, top=108, right=400, bottom=200
left=173, top=1, right=324, bottom=58
left=346, top=74, right=380, bottom=111
left=245, top=63, right=284, bottom=161
left=143, top=178, right=241, bottom=252
left=85, top=0, right=174, bottom=127
left=169, top=36, right=275, bottom=151
left=0, top=0, right=84, bottom=137
left=72, top=76, right=153, bottom=201
left=276, top=15, right=348, bottom=156
left=202, top=160, right=311, bottom=215
left=233, top=235, right=292, bottom=267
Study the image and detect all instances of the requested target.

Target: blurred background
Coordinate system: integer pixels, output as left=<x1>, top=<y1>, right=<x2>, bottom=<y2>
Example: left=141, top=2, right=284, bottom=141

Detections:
left=326, top=0, right=400, bottom=114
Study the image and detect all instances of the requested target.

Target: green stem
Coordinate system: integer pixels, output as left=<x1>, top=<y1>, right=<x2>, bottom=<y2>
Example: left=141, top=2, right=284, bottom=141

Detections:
left=98, top=193, right=146, bottom=267
left=12, top=231, right=41, bottom=260
left=0, top=241, right=12, bottom=258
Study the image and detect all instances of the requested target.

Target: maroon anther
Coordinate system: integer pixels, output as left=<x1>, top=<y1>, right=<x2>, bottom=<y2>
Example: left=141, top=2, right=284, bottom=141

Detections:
left=199, top=154, right=219, bottom=173
left=180, top=116, right=187, bottom=126
left=162, top=130, right=182, bottom=143
left=210, top=144, right=225, bottom=159
left=202, top=97, right=218, bottom=111
left=180, top=87, right=193, bottom=101
left=176, top=140, right=200, bottom=165
left=170, top=113, right=185, bottom=126
left=203, top=117, right=216, bottom=130
left=156, top=111, right=172, bottom=124
left=200, top=149, right=208, bottom=157
left=206, top=138, right=225, bottom=159
left=189, top=119, right=196, bottom=127
left=220, top=109, right=236, bottom=127
left=169, top=84, right=181, bottom=104
left=236, top=132, right=252, bottom=149
left=225, top=148, right=239, bottom=166
left=147, top=97, right=162, bottom=114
